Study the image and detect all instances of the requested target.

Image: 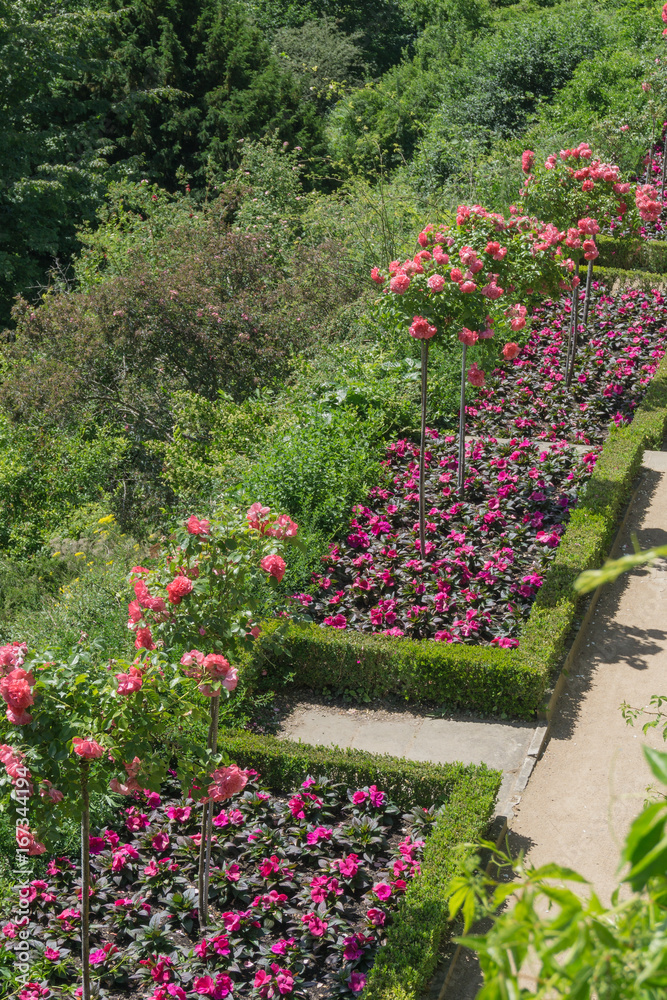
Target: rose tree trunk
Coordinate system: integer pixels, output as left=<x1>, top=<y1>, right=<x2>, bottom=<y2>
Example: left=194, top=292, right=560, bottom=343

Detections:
left=198, top=692, right=220, bottom=930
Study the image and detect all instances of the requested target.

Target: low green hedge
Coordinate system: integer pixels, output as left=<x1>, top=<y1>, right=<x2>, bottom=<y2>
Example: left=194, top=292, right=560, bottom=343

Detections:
left=217, top=728, right=500, bottom=810
left=252, top=619, right=535, bottom=716
left=248, top=350, right=667, bottom=719
left=215, top=729, right=501, bottom=1000
left=596, top=235, right=667, bottom=274
left=515, top=355, right=667, bottom=695
left=595, top=265, right=667, bottom=290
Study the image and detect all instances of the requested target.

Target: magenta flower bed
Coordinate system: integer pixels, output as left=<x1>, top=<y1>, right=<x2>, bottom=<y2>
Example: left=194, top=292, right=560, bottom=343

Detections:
left=469, top=284, right=667, bottom=444
left=294, top=434, right=597, bottom=645
left=6, top=773, right=430, bottom=999
left=291, top=283, right=667, bottom=645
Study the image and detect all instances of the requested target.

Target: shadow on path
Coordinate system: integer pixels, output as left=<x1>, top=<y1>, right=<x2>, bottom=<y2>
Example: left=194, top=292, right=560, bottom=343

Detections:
left=432, top=832, right=535, bottom=1000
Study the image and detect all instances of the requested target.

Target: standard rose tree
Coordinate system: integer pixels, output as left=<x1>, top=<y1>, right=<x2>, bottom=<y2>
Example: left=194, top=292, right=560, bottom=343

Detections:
left=0, top=644, right=200, bottom=1000
left=371, top=207, right=569, bottom=531
left=125, top=504, right=300, bottom=926
left=520, top=142, right=642, bottom=381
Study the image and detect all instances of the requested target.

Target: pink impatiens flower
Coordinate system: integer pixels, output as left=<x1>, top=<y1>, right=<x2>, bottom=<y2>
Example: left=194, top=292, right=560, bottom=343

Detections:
left=323, top=613, right=347, bottom=628
left=301, top=912, right=328, bottom=936
left=166, top=806, right=191, bottom=822
left=366, top=907, right=386, bottom=926
left=467, top=363, right=485, bottom=387
left=373, top=882, right=392, bottom=900
left=369, top=784, right=386, bottom=807
left=348, top=972, right=368, bottom=993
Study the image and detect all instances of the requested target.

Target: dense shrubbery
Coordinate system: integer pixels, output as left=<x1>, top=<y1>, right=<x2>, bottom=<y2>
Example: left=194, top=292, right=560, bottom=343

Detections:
left=3, top=0, right=663, bottom=326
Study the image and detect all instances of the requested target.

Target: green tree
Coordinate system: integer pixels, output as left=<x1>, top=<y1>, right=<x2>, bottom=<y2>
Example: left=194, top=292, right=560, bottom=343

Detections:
left=0, top=0, right=114, bottom=323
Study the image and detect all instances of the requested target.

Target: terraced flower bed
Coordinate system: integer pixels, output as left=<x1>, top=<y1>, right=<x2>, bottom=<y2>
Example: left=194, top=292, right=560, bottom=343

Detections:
left=290, top=281, right=667, bottom=647
left=470, top=283, right=667, bottom=444
left=296, top=436, right=597, bottom=645
left=7, top=772, right=435, bottom=999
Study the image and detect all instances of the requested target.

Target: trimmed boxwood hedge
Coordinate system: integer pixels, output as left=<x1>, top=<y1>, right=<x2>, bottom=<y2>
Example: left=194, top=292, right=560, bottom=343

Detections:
left=212, top=729, right=501, bottom=1000
left=247, top=350, right=667, bottom=719
left=596, top=235, right=667, bottom=274
left=595, top=265, right=667, bottom=290
left=217, top=728, right=500, bottom=811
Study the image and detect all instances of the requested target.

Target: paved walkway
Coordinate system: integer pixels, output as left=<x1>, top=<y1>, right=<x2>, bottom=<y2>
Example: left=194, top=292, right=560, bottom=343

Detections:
left=279, top=703, right=539, bottom=812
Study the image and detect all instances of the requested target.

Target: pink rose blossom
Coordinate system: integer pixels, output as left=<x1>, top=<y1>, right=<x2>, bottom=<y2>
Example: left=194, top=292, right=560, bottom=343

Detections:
left=116, top=665, right=143, bottom=695
left=577, top=217, right=600, bottom=236
left=502, top=342, right=520, bottom=360
left=166, top=575, right=193, bottom=604
left=72, top=737, right=104, bottom=759
left=427, top=273, right=445, bottom=292
left=260, top=554, right=286, bottom=582
left=458, top=328, right=478, bottom=346
left=134, top=626, right=155, bottom=651
left=40, top=781, right=64, bottom=803
left=186, top=516, right=211, bottom=535
left=521, top=150, right=535, bottom=172
left=205, top=765, right=249, bottom=803
left=16, top=828, right=46, bottom=856
left=389, top=272, right=410, bottom=294
left=409, top=315, right=437, bottom=339
left=127, top=599, right=143, bottom=624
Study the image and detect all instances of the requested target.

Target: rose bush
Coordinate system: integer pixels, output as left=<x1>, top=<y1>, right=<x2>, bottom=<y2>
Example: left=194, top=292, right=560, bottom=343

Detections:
left=520, top=142, right=635, bottom=236
left=126, top=505, right=301, bottom=927
left=371, top=206, right=574, bottom=542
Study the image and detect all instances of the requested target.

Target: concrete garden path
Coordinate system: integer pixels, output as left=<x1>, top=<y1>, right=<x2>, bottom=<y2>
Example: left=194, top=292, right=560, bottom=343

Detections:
left=277, top=447, right=667, bottom=999
left=279, top=702, right=541, bottom=817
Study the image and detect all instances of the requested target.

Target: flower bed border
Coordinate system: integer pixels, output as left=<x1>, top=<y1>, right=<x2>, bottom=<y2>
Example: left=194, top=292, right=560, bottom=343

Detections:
left=213, top=729, right=501, bottom=1000
left=249, top=350, right=667, bottom=720
left=596, top=235, right=667, bottom=273
left=596, top=264, right=667, bottom=291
